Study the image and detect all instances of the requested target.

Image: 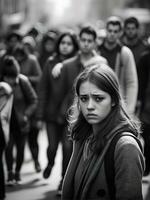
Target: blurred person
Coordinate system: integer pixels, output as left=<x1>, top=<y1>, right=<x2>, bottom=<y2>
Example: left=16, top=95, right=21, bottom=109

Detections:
left=48, top=26, right=107, bottom=194
left=13, top=44, right=42, bottom=173
left=26, top=25, right=43, bottom=53
left=26, top=26, right=41, bottom=43
left=36, top=31, right=79, bottom=195
left=121, top=17, right=148, bottom=116
left=52, top=26, right=107, bottom=78
left=22, top=36, right=38, bottom=57
left=121, top=16, right=147, bottom=68
left=0, top=82, right=13, bottom=200
left=96, top=28, right=106, bottom=47
left=137, top=43, right=150, bottom=176
left=0, top=31, right=22, bottom=78
left=62, top=63, right=144, bottom=200
left=38, top=31, right=58, bottom=70
left=3, top=31, right=22, bottom=56
left=97, top=16, right=138, bottom=115
left=1, top=56, right=37, bottom=184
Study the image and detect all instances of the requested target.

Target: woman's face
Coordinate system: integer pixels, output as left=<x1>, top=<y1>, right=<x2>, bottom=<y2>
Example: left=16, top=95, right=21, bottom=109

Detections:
left=59, top=35, right=74, bottom=56
left=79, top=81, right=112, bottom=124
left=44, top=39, right=55, bottom=53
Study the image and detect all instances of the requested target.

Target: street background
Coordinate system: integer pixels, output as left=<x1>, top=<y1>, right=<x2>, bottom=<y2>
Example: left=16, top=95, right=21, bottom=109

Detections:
left=4, top=128, right=62, bottom=200
left=3, top=127, right=150, bottom=200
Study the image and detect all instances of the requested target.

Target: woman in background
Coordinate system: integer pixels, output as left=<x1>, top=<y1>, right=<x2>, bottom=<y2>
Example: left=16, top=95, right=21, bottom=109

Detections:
left=37, top=31, right=79, bottom=195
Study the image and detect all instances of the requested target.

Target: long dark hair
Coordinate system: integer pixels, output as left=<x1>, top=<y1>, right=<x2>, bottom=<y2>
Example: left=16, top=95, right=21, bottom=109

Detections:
left=55, top=31, right=79, bottom=59
left=68, top=64, right=140, bottom=152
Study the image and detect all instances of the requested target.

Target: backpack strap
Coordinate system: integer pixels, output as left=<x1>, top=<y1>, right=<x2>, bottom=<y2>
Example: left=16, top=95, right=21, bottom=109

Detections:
left=114, top=45, right=123, bottom=79
left=104, top=132, right=142, bottom=200
left=19, top=74, right=29, bottom=104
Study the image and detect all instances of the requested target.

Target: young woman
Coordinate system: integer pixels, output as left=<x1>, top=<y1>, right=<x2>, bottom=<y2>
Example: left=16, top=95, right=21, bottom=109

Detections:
left=62, top=63, right=144, bottom=200
left=37, top=31, right=79, bottom=194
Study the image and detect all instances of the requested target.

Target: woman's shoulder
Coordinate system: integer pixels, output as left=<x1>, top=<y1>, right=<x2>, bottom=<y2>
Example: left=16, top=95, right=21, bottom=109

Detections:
left=115, top=132, right=142, bottom=153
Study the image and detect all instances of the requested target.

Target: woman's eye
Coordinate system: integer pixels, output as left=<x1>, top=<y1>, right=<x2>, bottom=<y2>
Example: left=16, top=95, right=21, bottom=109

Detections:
left=94, top=96, right=104, bottom=102
left=80, top=96, right=88, bottom=102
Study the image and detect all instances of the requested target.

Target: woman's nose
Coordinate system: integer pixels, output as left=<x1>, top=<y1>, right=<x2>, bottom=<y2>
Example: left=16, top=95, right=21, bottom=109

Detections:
left=87, top=99, right=94, bottom=110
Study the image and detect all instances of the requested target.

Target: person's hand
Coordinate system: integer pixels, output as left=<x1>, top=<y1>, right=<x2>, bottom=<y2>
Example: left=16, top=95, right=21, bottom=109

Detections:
left=36, top=120, right=44, bottom=130
left=21, top=115, right=30, bottom=134
left=23, top=115, right=28, bottom=123
left=51, top=63, right=63, bottom=78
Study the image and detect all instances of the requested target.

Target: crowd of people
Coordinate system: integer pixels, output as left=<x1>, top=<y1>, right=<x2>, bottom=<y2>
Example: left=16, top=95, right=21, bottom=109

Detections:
left=0, top=15, right=150, bottom=200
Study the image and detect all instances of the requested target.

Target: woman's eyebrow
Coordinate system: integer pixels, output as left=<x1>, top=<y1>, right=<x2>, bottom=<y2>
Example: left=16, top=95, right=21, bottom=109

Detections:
left=79, top=94, right=88, bottom=96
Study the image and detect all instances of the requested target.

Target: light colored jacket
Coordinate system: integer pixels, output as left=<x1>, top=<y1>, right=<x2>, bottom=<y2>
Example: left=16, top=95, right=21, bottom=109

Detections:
left=116, top=46, right=138, bottom=114
left=0, top=82, right=13, bottom=144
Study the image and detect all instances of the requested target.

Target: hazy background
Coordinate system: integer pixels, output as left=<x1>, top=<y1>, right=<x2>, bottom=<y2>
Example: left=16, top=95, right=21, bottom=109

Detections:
left=0, top=0, right=150, bottom=38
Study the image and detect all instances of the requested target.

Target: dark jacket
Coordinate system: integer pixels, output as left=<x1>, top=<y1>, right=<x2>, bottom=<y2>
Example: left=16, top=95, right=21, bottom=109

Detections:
left=138, top=49, right=150, bottom=124
left=12, top=74, right=37, bottom=132
left=55, top=54, right=84, bottom=124
left=62, top=130, right=144, bottom=200
left=17, top=54, right=42, bottom=91
left=36, top=55, right=67, bottom=122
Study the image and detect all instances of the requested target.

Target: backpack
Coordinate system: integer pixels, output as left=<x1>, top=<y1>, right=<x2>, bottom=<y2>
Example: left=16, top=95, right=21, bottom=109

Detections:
left=104, top=132, right=143, bottom=200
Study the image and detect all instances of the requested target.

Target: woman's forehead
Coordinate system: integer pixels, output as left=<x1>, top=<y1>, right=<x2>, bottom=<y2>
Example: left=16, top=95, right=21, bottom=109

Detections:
left=79, top=81, right=106, bottom=95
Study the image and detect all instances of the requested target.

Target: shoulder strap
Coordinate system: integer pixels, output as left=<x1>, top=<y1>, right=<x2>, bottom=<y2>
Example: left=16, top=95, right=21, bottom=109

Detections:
left=114, top=45, right=123, bottom=79
left=104, top=132, right=142, bottom=200
left=19, top=75, right=28, bottom=103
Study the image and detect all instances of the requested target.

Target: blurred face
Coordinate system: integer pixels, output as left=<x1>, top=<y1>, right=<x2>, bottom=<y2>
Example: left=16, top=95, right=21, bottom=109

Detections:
left=106, top=24, right=121, bottom=44
left=8, top=36, right=20, bottom=50
left=79, top=33, right=95, bottom=54
left=96, top=29, right=106, bottom=46
left=44, top=39, right=55, bottom=53
left=59, top=35, right=74, bottom=56
left=125, top=23, right=138, bottom=39
left=79, top=81, right=112, bottom=125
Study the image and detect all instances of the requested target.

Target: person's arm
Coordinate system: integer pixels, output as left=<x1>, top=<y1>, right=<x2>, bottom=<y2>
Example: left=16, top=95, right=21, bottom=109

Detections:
left=51, top=62, right=63, bottom=78
left=27, top=55, right=42, bottom=87
left=121, top=46, right=138, bottom=114
left=114, top=135, right=144, bottom=200
left=20, top=75, right=38, bottom=118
